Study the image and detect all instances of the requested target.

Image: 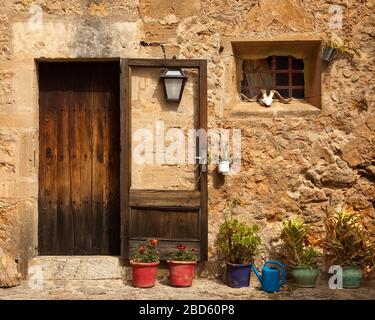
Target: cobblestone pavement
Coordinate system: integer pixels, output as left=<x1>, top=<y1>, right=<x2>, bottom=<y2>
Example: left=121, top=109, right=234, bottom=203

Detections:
left=1, top=277, right=374, bottom=300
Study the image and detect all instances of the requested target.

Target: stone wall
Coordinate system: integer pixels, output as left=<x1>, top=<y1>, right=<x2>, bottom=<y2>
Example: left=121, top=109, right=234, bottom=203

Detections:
left=0, top=0, right=374, bottom=279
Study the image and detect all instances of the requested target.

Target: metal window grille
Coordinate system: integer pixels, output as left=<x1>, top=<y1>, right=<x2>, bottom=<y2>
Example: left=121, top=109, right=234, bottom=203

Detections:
left=242, top=55, right=305, bottom=99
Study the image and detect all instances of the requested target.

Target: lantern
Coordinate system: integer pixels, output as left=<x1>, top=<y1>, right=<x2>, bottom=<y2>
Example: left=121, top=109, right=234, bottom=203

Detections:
left=160, top=68, right=188, bottom=102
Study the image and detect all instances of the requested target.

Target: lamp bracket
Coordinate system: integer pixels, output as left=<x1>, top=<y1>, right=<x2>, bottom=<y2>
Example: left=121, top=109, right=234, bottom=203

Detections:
left=139, top=40, right=166, bottom=59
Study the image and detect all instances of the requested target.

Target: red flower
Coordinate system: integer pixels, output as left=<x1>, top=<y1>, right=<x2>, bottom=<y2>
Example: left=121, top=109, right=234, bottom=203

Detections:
left=139, top=245, right=145, bottom=254
left=177, top=243, right=186, bottom=251
left=149, top=239, right=158, bottom=247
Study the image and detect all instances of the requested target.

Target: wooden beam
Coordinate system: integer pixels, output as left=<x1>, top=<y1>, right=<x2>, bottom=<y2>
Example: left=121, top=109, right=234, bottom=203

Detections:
left=127, top=59, right=203, bottom=68
left=129, top=190, right=201, bottom=207
left=199, top=60, right=208, bottom=261
left=120, top=59, right=131, bottom=260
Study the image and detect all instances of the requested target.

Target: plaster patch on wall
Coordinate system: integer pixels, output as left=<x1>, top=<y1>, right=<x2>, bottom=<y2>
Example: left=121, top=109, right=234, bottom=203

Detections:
left=12, top=21, right=73, bottom=57
left=12, top=19, right=139, bottom=58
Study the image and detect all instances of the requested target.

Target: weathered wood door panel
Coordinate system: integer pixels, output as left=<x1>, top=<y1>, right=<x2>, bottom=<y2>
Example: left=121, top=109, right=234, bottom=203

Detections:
left=38, top=62, right=120, bottom=255
left=120, top=59, right=208, bottom=261
left=129, top=208, right=200, bottom=239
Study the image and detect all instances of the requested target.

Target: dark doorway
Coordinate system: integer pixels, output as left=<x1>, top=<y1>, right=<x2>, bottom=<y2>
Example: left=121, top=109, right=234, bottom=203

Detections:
left=38, top=61, right=121, bottom=255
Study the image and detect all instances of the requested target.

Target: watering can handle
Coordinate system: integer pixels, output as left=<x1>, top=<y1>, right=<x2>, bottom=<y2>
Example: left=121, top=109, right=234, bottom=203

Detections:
left=264, top=260, right=286, bottom=286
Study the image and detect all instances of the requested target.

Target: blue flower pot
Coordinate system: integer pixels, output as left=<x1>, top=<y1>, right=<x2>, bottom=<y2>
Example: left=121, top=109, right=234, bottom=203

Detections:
left=226, top=262, right=252, bottom=288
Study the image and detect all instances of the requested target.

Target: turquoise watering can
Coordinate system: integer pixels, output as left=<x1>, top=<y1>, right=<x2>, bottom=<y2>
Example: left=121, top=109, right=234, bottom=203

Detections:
left=251, top=260, right=286, bottom=293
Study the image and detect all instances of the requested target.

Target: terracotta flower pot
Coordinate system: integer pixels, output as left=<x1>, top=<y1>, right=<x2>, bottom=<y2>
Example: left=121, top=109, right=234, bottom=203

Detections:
left=167, top=260, right=196, bottom=287
left=130, top=260, right=160, bottom=288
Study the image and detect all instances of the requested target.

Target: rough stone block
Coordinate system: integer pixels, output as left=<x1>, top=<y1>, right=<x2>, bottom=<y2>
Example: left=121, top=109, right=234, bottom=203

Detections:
left=18, top=131, right=36, bottom=177
left=140, top=0, right=201, bottom=21
left=0, top=14, right=11, bottom=57
left=244, top=0, right=314, bottom=32
left=0, top=248, right=21, bottom=287
left=0, top=69, right=15, bottom=108
left=0, top=112, right=35, bottom=128
left=28, top=256, right=125, bottom=280
left=0, top=130, right=17, bottom=176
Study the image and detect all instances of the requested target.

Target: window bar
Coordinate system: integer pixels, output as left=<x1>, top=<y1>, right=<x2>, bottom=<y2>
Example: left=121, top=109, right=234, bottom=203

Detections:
left=242, top=60, right=248, bottom=96
left=272, top=56, right=276, bottom=90
left=288, top=56, right=293, bottom=98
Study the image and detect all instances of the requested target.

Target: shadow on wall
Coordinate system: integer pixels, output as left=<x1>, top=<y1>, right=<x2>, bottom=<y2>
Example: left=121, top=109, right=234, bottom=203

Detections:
left=212, top=168, right=225, bottom=189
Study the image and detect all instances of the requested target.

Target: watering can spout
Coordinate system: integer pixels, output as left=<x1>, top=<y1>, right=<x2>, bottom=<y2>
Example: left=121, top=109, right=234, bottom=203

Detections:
left=251, top=264, right=262, bottom=283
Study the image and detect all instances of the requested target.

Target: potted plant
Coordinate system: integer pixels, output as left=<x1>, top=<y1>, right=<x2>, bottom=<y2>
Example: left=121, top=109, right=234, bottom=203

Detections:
left=323, top=39, right=360, bottom=62
left=281, top=218, right=320, bottom=288
left=322, top=40, right=337, bottom=62
left=217, top=197, right=261, bottom=288
left=130, top=239, right=160, bottom=288
left=167, top=243, right=197, bottom=287
left=325, top=206, right=375, bottom=288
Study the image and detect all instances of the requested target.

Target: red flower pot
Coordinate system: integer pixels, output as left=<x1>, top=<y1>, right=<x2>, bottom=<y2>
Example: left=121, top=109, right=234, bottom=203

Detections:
left=130, top=260, right=160, bottom=288
left=168, top=260, right=196, bottom=287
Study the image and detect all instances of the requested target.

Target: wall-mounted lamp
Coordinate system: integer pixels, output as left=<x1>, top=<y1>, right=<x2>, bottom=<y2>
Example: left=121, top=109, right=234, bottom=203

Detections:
left=160, top=68, right=187, bottom=102
left=140, top=40, right=188, bottom=103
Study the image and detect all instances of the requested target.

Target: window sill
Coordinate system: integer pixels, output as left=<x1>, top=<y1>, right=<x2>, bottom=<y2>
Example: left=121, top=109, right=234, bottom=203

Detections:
left=227, top=100, right=321, bottom=118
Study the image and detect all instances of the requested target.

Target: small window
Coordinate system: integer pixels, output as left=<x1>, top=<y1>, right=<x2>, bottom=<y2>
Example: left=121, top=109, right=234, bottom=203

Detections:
left=241, top=56, right=305, bottom=99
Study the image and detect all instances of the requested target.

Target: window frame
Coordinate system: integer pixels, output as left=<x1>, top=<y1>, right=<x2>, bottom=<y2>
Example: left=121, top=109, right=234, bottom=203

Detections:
left=227, top=39, right=322, bottom=115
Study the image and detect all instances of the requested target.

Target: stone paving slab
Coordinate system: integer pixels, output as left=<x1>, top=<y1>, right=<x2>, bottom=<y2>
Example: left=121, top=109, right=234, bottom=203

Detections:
left=0, top=278, right=374, bottom=300
left=29, top=256, right=124, bottom=280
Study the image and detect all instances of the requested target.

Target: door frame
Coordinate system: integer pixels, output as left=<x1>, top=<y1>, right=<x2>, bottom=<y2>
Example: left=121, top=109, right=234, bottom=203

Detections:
left=120, top=59, right=208, bottom=261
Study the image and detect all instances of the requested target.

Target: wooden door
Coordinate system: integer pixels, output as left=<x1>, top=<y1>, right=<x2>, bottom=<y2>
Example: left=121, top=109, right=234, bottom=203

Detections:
left=121, top=59, right=208, bottom=260
left=38, top=61, right=120, bottom=255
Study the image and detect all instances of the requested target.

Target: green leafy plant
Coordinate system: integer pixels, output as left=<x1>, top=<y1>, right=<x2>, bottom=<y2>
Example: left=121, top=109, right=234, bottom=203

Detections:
left=132, top=239, right=160, bottom=263
left=218, top=219, right=261, bottom=264
left=300, top=247, right=319, bottom=267
left=281, top=218, right=319, bottom=267
left=325, top=206, right=375, bottom=270
left=169, top=243, right=197, bottom=262
left=217, top=197, right=261, bottom=264
left=324, top=39, right=360, bottom=58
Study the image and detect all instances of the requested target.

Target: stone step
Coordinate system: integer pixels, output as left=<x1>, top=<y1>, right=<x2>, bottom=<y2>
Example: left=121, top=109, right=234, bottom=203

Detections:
left=28, top=256, right=125, bottom=280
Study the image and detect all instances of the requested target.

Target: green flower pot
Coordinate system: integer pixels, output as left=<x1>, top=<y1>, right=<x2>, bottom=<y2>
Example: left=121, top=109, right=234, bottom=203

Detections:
left=343, top=267, right=363, bottom=289
left=290, top=266, right=319, bottom=288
